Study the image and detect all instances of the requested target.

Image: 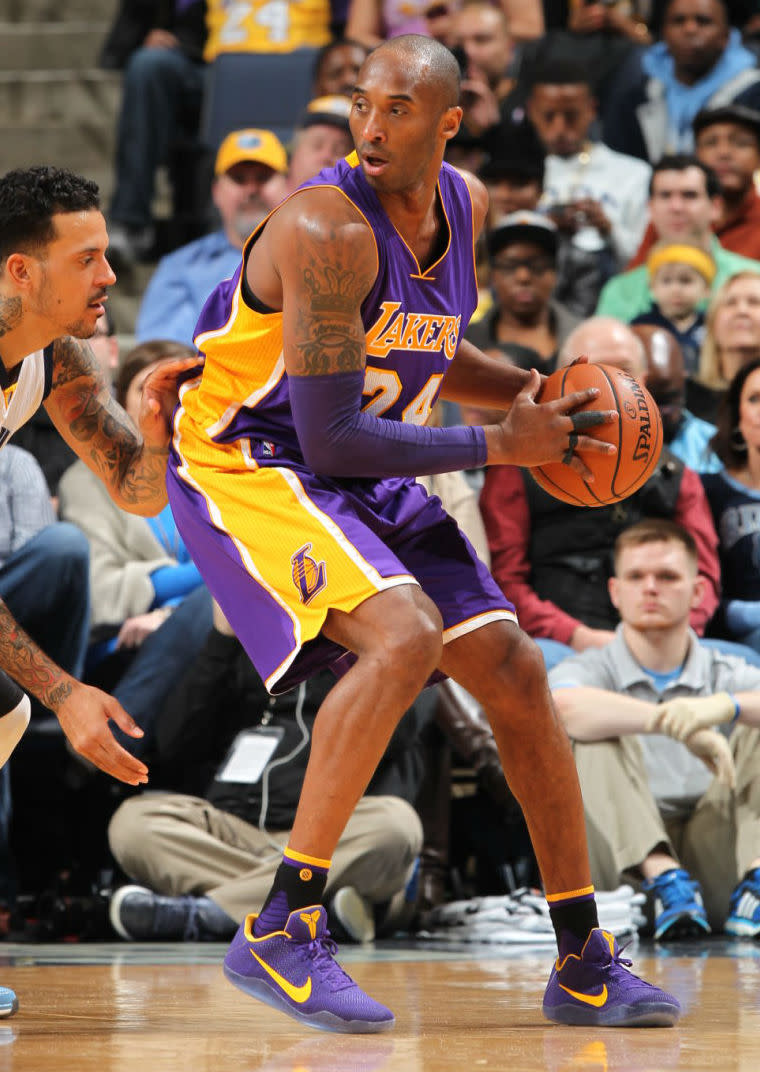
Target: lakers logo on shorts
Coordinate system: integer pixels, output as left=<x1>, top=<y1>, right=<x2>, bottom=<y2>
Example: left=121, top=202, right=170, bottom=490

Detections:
left=291, top=543, right=327, bottom=605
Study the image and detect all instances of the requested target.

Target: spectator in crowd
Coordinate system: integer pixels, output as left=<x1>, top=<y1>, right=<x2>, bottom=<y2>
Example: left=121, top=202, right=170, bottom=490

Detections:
left=312, top=38, right=371, bottom=98
left=346, top=0, right=542, bottom=49
left=135, top=128, right=288, bottom=346
left=103, top=0, right=208, bottom=269
left=58, top=342, right=214, bottom=758
left=693, top=270, right=760, bottom=419
left=476, top=121, right=546, bottom=227
left=281, top=96, right=355, bottom=194
left=107, top=604, right=424, bottom=943
left=466, top=211, right=580, bottom=376
left=528, top=58, right=652, bottom=272
left=480, top=318, right=721, bottom=670
left=447, top=1, right=516, bottom=164
left=11, top=309, right=119, bottom=503
left=702, top=357, right=760, bottom=652
left=597, top=155, right=760, bottom=321
left=630, top=103, right=760, bottom=265
left=632, top=323, right=722, bottom=472
left=550, top=519, right=760, bottom=939
left=631, top=241, right=715, bottom=372
left=203, top=0, right=331, bottom=59
left=602, top=0, right=760, bottom=163
left=0, top=444, right=90, bottom=899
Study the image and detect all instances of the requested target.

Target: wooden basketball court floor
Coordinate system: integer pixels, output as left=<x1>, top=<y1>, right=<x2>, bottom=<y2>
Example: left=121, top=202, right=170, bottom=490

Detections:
left=0, top=935, right=757, bottom=1071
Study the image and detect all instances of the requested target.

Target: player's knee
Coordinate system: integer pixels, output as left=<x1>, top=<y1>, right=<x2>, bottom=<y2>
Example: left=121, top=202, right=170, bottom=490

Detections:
left=384, top=604, right=442, bottom=678
left=499, top=628, right=547, bottom=696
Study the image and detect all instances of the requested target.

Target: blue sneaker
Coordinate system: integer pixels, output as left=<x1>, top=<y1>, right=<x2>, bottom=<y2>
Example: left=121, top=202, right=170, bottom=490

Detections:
left=642, top=868, right=711, bottom=940
left=0, top=988, right=17, bottom=1018
left=726, top=869, right=760, bottom=938
left=223, top=905, right=394, bottom=1033
left=542, top=929, right=681, bottom=1027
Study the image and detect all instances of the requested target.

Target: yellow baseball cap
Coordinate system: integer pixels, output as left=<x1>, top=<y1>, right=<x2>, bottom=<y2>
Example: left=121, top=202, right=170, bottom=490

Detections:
left=214, top=128, right=288, bottom=177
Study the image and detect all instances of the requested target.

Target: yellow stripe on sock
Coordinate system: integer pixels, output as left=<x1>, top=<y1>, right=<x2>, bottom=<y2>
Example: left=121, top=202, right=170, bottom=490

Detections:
left=546, top=885, right=595, bottom=903
left=284, top=846, right=332, bottom=869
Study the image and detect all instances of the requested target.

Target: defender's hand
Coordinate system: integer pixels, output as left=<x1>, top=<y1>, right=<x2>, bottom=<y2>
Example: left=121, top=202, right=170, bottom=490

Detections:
left=55, top=682, right=149, bottom=787
left=139, top=356, right=202, bottom=450
left=484, top=368, right=617, bottom=478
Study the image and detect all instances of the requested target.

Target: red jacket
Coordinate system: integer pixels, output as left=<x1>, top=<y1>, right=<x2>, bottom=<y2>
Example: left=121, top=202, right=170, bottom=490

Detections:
left=480, top=465, right=721, bottom=643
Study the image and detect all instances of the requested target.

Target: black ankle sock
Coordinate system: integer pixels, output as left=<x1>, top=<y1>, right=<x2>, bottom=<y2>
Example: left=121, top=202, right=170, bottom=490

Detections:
left=255, top=855, right=329, bottom=936
left=549, top=896, right=600, bottom=956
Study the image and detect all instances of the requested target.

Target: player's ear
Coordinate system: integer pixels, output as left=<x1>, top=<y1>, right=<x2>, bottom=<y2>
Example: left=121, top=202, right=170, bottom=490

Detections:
left=441, top=105, right=462, bottom=141
left=4, top=252, right=33, bottom=288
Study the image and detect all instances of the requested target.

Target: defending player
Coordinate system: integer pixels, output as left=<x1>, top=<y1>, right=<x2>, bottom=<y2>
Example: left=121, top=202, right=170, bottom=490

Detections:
left=0, top=166, right=188, bottom=1014
left=168, top=36, right=681, bottom=1031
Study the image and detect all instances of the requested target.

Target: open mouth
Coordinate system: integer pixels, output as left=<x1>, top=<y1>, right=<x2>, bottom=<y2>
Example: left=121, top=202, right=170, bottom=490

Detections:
left=361, top=151, right=389, bottom=175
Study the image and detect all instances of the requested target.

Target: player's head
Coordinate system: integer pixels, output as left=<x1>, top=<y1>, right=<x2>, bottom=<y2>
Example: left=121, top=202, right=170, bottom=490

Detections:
left=0, top=165, right=115, bottom=338
left=350, top=34, right=462, bottom=192
left=610, top=519, right=702, bottom=634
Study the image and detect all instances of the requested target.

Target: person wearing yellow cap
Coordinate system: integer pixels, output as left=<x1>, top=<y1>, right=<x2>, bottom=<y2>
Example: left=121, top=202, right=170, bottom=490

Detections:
left=631, top=240, right=717, bottom=374
left=136, top=128, right=288, bottom=347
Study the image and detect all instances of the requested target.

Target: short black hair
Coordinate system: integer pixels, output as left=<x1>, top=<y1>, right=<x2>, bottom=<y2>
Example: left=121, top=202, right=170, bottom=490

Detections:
left=370, top=34, right=461, bottom=109
left=0, top=166, right=100, bottom=263
left=527, top=55, right=593, bottom=93
left=649, top=154, right=722, bottom=199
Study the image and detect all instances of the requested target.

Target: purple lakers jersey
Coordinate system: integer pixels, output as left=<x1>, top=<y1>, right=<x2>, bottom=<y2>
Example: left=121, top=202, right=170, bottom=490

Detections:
left=180, top=152, right=478, bottom=460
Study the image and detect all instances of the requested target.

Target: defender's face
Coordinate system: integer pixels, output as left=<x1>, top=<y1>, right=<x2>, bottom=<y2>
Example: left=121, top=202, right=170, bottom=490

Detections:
left=350, top=55, right=459, bottom=193
left=34, top=210, right=115, bottom=338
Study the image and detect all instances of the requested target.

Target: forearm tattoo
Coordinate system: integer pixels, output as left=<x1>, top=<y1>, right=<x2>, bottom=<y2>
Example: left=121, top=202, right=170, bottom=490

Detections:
left=0, top=602, right=73, bottom=711
left=50, top=336, right=167, bottom=507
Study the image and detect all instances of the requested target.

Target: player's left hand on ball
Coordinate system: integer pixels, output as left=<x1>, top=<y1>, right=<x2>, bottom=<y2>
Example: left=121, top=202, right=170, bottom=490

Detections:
left=138, top=356, right=202, bottom=449
left=489, top=368, right=617, bottom=476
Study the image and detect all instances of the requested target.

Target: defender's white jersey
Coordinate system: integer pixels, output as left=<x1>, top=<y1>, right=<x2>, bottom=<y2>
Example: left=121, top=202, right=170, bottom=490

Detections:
left=0, top=345, right=53, bottom=450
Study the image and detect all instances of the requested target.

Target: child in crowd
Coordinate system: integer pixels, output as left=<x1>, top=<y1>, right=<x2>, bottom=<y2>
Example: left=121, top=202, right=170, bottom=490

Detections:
left=631, top=242, right=716, bottom=374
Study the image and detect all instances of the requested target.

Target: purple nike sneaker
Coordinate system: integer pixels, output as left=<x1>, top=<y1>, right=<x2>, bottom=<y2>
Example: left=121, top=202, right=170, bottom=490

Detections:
left=542, top=929, right=681, bottom=1027
left=223, top=905, right=395, bottom=1034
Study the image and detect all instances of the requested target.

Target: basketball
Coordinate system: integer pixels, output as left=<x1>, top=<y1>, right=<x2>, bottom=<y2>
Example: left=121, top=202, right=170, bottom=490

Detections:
left=531, top=363, right=663, bottom=507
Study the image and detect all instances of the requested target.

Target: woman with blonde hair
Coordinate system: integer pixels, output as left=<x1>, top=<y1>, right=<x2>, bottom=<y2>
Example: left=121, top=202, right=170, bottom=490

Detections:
left=693, top=271, right=760, bottom=420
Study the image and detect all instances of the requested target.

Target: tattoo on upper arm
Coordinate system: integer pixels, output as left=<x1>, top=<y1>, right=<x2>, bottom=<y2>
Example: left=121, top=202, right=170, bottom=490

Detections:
left=49, top=336, right=165, bottom=506
left=290, top=223, right=374, bottom=375
left=0, top=296, right=22, bottom=339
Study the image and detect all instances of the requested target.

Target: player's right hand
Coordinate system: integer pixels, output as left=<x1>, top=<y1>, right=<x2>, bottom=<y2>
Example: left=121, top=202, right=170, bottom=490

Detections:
left=55, top=682, right=149, bottom=786
left=484, top=368, right=617, bottom=478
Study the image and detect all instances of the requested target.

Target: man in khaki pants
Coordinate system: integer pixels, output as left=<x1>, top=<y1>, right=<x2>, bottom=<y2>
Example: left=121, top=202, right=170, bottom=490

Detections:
left=549, top=518, right=760, bottom=939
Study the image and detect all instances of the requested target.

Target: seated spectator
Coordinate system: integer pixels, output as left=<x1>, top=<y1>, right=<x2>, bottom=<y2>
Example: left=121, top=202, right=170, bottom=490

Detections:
left=631, top=323, right=722, bottom=473
left=558, top=314, right=649, bottom=377
left=204, top=0, right=331, bottom=58
left=702, top=357, right=760, bottom=652
left=601, top=0, right=760, bottom=164
left=0, top=444, right=90, bottom=900
left=480, top=318, right=721, bottom=670
left=311, top=38, right=370, bottom=98
left=527, top=57, right=652, bottom=278
left=692, top=270, right=760, bottom=419
left=104, top=0, right=208, bottom=269
left=11, top=309, right=119, bottom=502
left=476, top=121, right=546, bottom=227
left=631, top=240, right=715, bottom=372
left=107, top=604, right=424, bottom=943
left=630, top=103, right=760, bottom=265
left=597, top=155, right=760, bottom=321
left=280, top=96, right=354, bottom=194
left=550, top=519, right=760, bottom=939
left=58, top=342, right=214, bottom=758
left=466, top=211, right=580, bottom=376
left=135, top=128, right=288, bottom=346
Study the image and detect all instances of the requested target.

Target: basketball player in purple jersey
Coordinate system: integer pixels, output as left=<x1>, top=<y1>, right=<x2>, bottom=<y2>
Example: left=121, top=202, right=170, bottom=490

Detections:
left=168, top=36, right=681, bottom=1031
left=0, top=166, right=190, bottom=1016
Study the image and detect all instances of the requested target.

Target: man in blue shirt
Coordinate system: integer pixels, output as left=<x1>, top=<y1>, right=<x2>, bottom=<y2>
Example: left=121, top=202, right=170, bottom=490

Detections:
left=135, top=128, right=288, bottom=346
